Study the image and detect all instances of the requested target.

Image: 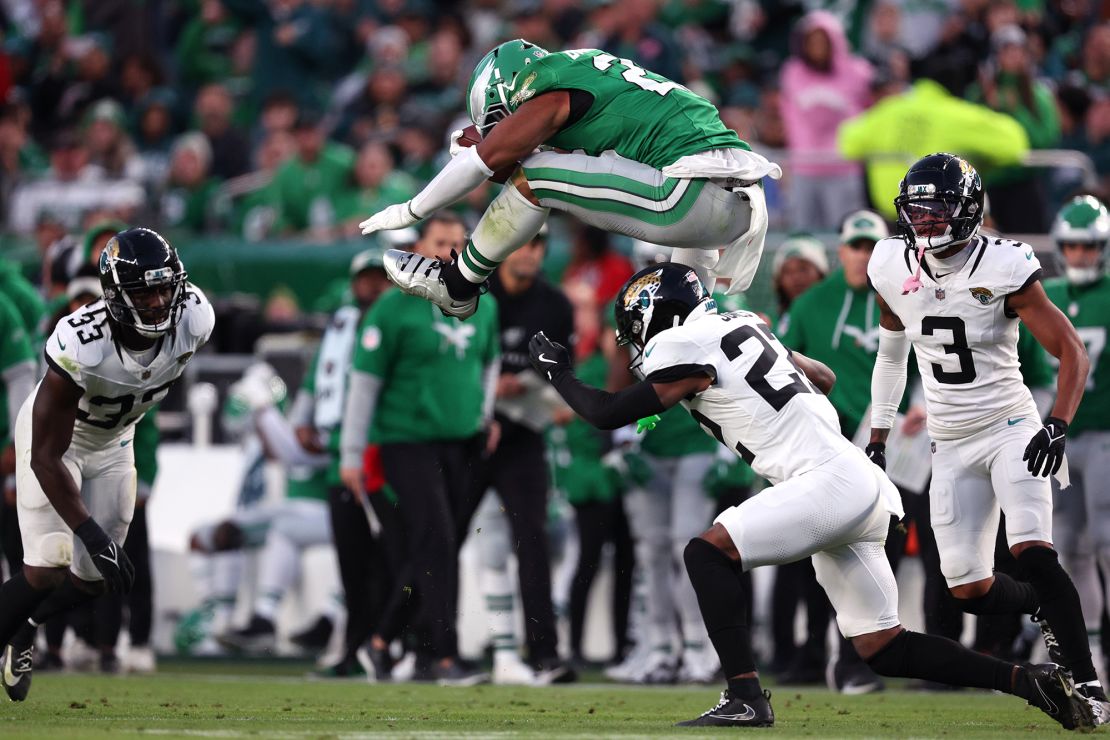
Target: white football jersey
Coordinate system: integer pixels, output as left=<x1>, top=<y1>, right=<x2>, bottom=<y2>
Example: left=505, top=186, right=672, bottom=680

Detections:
left=36, top=284, right=214, bottom=447
left=640, top=310, right=854, bottom=485
left=868, top=235, right=1041, bottom=440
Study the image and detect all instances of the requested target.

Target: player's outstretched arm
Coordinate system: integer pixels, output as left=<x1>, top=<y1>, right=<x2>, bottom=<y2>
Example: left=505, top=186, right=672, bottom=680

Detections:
left=1010, top=281, right=1089, bottom=425
left=789, top=351, right=835, bottom=394
left=359, top=92, right=570, bottom=236
left=866, top=294, right=909, bottom=468
left=28, top=367, right=86, bottom=530
left=528, top=332, right=711, bottom=430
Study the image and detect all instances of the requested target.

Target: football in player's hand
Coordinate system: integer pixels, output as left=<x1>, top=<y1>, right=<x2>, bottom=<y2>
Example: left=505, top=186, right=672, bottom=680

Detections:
left=457, top=125, right=483, bottom=149
left=456, top=125, right=519, bottom=184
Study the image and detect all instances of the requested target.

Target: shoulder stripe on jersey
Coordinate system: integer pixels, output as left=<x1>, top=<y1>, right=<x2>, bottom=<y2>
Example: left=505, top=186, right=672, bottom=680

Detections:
left=643, top=363, right=717, bottom=393
left=43, top=348, right=84, bottom=394
left=966, top=237, right=988, bottom=278
left=1003, top=268, right=1043, bottom=318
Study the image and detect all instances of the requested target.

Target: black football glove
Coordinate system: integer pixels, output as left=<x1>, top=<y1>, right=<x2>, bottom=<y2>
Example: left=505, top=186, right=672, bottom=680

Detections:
left=864, top=442, right=887, bottom=471
left=528, top=331, right=571, bottom=380
left=75, top=518, right=135, bottom=594
left=1023, top=416, right=1068, bottom=478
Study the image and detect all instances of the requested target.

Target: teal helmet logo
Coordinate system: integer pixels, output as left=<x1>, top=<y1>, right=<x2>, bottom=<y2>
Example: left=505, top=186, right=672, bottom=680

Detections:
left=466, top=39, right=548, bottom=135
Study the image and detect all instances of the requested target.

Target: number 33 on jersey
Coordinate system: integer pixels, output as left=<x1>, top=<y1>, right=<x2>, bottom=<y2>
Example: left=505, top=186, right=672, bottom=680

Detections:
left=40, top=286, right=214, bottom=445
left=868, top=235, right=1042, bottom=439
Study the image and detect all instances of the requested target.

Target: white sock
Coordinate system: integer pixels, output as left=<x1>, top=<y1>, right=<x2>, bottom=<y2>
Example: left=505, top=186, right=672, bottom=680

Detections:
left=480, top=566, right=518, bottom=652
left=254, top=531, right=300, bottom=621
left=458, top=185, right=549, bottom=283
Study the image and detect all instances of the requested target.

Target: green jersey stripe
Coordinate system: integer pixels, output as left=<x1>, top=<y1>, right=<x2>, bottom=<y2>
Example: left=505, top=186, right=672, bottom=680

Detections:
left=527, top=175, right=694, bottom=211
left=532, top=179, right=704, bottom=226
left=521, top=165, right=681, bottom=200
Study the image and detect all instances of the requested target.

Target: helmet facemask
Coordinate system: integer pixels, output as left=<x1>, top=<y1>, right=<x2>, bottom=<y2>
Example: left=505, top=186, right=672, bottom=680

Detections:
left=102, top=256, right=188, bottom=339
left=896, top=195, right=979, bottom=252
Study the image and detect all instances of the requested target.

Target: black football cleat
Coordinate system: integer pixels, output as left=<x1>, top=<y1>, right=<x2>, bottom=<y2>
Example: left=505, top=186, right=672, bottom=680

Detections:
left=676, top=689, right=774, bottom=728
left=217, top=614, right=276, bottom=653
left=1023, top=663, right=1095, bottom=731
left=290, top=616, right=334, bottom=652
left=2, top=624, right=36, bottom=702
left=1032, top=612, right=1065, bottom=665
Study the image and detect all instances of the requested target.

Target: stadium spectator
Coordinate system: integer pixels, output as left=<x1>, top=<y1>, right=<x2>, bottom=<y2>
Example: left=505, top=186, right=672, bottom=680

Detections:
left=117, top=52, right=166, bottom=122
left=133, top=89, right=180, bottom=190
left=967, top=24, right=1061, bottom=231
left=332, top=141, right=416, bottom=239
left=837, top=76, right=1029, bottom=222
left=158, top=133, right=219, bottom=234
left=175, top=0, right=243, bottom=93
left=272, top=111, right=354, bottom=235
left=7, top=129, right=143, bottom=234
left=600, top=0, right=684, bottom=83
left=779, top=11, right=872, bottom=230
left=562, top=226, right=635, bottom=306
left=82, top=99, right=143, bottom=182
left=194, top=84, right=251, bottom=181
left=770, top=233, right=828, bottom=332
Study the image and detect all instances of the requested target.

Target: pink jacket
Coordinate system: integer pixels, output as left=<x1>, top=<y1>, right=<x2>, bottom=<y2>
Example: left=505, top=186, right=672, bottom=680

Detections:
left=780, top=11, right=873, bottom=176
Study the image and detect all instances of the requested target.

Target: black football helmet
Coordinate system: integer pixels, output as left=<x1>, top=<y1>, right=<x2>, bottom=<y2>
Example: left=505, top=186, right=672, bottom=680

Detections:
left=614, top=263, right=716, bottom=351
left=894, top=152, right=985, bottom=252
left=98, top=227, right=189, bottom=338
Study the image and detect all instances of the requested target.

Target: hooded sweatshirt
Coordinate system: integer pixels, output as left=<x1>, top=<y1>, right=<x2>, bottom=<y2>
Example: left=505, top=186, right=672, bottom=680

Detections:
left=780, top=11, right=873, bottom=178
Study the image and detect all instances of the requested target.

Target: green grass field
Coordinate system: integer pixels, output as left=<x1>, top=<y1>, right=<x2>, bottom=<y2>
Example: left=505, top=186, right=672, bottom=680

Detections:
left=0, top=661, right=1083, bottom=739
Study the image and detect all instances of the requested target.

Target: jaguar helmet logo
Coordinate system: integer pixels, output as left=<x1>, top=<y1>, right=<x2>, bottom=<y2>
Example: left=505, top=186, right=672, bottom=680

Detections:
left=969, top=287, right=993, bottom=305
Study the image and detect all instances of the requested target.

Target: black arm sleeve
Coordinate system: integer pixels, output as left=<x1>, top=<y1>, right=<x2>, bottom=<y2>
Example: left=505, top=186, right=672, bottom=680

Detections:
left=548, top=369, right=666, bottom=431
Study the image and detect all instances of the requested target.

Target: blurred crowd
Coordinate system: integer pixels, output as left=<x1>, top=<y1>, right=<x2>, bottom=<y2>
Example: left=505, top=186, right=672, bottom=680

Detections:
left=0, top=0, right=1109, bottom=257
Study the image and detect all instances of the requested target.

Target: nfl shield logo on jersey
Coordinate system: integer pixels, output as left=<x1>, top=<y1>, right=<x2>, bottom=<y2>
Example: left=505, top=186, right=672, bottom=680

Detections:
left=935, top=287, right=945, bottom=300
left=969, top=287, right=993, bottom=305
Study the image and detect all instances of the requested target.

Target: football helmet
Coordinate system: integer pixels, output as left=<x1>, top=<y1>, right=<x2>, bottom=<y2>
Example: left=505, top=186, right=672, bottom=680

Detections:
left=98, top=227, right=189, bottom=338
left=466, top=39, right=549, bottom=136
left=615, top=263, right=716, bottom=352
left=894, top=153, right=984, bottom=252
left=1052, top=195, right=1110, bottom=285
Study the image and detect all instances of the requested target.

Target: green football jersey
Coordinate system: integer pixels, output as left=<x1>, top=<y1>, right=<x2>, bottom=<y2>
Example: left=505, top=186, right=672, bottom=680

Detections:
left=1045, top=275, right=1110, bottom=433
left=133, top=408, right=160, bottom=488
left=523, top=49, right=746, bottom=170
left=0, top=260, right=46, bottom=342
left=0, top=292, right=34, bottom=446
left=353, top=289, right=500, bottom=444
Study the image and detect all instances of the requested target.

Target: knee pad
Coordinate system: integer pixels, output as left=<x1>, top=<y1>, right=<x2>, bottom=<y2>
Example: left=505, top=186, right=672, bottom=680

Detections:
left=939, top=543, right=988, bottom=587
left=38, top=532, right=73, bottom=568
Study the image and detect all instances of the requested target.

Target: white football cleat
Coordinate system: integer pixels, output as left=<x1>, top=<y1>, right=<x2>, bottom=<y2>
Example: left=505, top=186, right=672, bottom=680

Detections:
left=678, top=643, right=721, bottom=684
left=382, top=249, right=479, bottom=320
left=124, top=646, right=157, bottom=674
left=492, top=650, right=536, bottom=685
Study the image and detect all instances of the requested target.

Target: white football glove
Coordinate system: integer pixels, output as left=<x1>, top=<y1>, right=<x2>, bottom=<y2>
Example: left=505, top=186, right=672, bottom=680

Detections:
left=448, top=128, right=466, bottom=158
left=359, top=202, right=420, bottom=235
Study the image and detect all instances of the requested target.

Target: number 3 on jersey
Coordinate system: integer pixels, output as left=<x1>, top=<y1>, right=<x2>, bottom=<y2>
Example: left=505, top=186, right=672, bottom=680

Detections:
left=922, top=316, right=977, bottom=384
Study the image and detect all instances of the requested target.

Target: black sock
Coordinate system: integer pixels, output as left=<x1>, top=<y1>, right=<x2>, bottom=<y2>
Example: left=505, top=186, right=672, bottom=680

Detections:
left=866, top=629, right=1016, bottom=693
left=28, top=576, right=99, bottom=627
left=1018, top=546, right=1097, bottom=683
left=727, top=676, right=763, bottom=700
left=0, top=574, right=52, bottom=646
left=683, top=537, right=756, bottom=678
left=959, top=572, right=1039, bottom=615
left=441, top=256, right=482, bottom=300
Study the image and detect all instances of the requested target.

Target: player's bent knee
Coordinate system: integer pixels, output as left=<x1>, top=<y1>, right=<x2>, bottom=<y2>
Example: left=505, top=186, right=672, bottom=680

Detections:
left=1009, top=539, right=1052, bottom=558
left=949, top=577, right=994, bottom=601
left=696, top=523, right=740, bottom=562
left=22, top=563, right=68, bottom=590
left=511, top=171, right=540, bottom=205
left=851, top=626, right=904, bottom=662
left=71, top=572, right=107, bottom=596
left=862, top=628, right=912, bottom=676
left=940, top=545, right=989, bottom=590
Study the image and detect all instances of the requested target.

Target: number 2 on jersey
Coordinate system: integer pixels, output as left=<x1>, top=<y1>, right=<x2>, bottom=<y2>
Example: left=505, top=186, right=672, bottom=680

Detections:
left=720, top=324, right=814, bottom=411
left=565, top=50, right=684, bottom=96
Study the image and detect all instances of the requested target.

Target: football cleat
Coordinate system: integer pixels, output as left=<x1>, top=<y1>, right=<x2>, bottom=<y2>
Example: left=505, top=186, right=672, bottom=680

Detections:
left=356, top=644, right=394, bottom=683
left=433, top=659, right=490, bottom=687
left=492, top=650, right=537, bottom=685
left=678, top=643, right=721, bottom=684
left=3, top=624, right=36, bottom=702
left=532, top=656, right=577, bottom=685
left=1077, top=683, right=1110, bottom=726
left=124, top=646, right=157, bottom=674
left=382, top=249, right=479, bottom=320
left=676, top=689, right=775, bottom=728
left=1023, top=663, right=1095, bottom=731
left=217, top=614, right=276, bottom=653
left=290, top=616, right=334, bottom=652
